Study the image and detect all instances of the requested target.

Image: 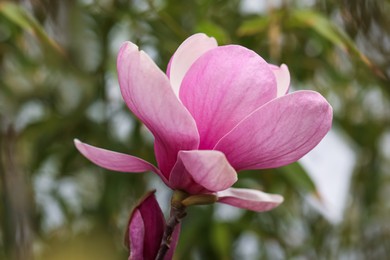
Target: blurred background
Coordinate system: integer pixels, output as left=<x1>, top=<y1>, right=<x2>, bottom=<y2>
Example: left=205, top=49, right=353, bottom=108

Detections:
left=0, top=0, right=389, bottom=259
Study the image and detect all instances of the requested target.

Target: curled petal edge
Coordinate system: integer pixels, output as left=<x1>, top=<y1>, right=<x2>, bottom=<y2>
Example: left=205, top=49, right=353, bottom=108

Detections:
left=169, top=150, right=238, bottom=194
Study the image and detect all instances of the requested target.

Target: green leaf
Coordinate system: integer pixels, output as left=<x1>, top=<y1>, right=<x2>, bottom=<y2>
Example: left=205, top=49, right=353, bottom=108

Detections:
left=280, top=162, right=317, bottom=195
left=287, top=9, right=384, bottom=78
left=196, top=20, right=229, bottom=44
left=288, top=10, right=349, bottom=51
left=0, top=2, right=64, bottom=56
left=237, top=16, right=270, bottom=36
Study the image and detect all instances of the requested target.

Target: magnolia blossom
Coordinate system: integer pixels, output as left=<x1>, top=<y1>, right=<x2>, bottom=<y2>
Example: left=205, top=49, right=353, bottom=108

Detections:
left=125, top=191, right=179, bottom=260
left=75, top=33, right=332, bottom=212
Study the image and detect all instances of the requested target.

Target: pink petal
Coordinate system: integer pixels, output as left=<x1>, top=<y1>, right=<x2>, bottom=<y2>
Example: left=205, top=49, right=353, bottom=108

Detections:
left=216, top=188, right=284, bottom=212
left=117, top=42, right=199, bottom=177
left=166, top=33, right=218, bottom=96
left=169, top=150, right=238, bottom=194
left=179, top=45, right=277, bottom=149
left=215, top=91, right=333, bottom=170
left=128, top=210, right=144, bottom=260
left=127, top=192, right=166, bottom=260
left=269, top=63, right=290, bottom=96
left=74, top=139, right=169, bottom=185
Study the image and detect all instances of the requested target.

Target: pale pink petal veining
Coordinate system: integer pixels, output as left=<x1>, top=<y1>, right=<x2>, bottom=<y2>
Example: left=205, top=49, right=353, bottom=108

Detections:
left=169, top=150, right=237, bottom=194
left=215, top=91, right=333, bottom=170
left=167, top=33, right=218, bottom=96
left=269, top=63, right=290, bottom=96
left=180, top=45, right=277, bottom=149
left=216, top=188, right=284, bottom=212
left=117, top=42, right=199, bottom=177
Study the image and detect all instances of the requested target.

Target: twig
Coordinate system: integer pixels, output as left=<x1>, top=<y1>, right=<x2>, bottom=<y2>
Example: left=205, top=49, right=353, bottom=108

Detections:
left=155, top=191, right=187, bottom=260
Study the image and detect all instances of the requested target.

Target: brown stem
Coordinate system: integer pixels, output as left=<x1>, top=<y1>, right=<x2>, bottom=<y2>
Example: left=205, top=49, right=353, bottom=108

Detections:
left=155, top=191, right=187, bottom=260
left=0, top=125, right=33, bottom=260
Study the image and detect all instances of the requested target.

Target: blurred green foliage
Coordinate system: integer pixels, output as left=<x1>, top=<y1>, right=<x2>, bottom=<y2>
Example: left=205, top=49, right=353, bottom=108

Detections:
left=0, top=0, right=389, bottom=259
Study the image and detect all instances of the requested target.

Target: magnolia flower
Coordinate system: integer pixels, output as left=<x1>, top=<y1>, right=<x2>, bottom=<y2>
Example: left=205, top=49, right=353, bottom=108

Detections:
left=125, top=191, right=179, bottom=260
left=75, top=33, right=332, bottom=212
